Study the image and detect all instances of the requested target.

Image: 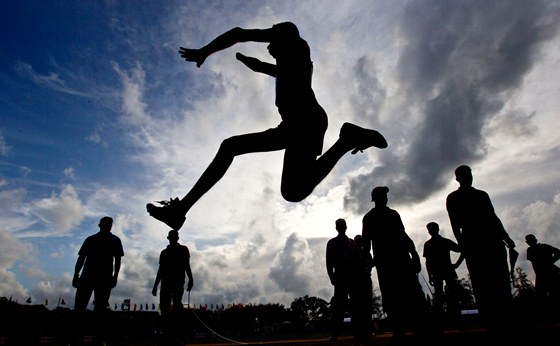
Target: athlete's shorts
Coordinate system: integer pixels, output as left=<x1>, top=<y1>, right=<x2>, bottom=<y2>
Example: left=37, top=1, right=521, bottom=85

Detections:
left=275, top=102, right=328, bottom=156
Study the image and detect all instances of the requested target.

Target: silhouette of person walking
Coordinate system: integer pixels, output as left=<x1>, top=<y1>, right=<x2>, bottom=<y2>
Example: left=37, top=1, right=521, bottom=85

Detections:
left=525, top=234, right=560, bottom=307
left=152, top=230, right=193, bottom=346
left=72, top=216, right=124, bottom=344
left=446, top=165, right=516, bottom=333
left=361, top=186, right=430, bottom=339
left=422, top=222, right=464, bottom=317
left=147, top=22, right=387, bottom=231
left=326, top=218, right=366, bottom=343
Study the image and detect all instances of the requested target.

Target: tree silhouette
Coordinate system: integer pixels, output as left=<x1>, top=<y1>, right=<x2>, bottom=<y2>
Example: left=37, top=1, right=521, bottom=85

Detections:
left=457, top=277, right=476, bottom=310
left=511, top=267, right=538, bottom=319
left=289, top=295, right=329, bottom=326
left=512, top=267, right=535, bottom=298
left=371, top=289, right=384, bottom=320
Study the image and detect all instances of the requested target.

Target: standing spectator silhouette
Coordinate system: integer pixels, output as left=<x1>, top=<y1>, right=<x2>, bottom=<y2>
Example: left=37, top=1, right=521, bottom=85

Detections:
left=147, top=21, right=387, bottom=231
left=73, top=216, right=124, bottom=311
left=152, top=230, right=193, bottom=346
left=72, top=216, right=124, bottom=344
left=362, top=186, right=430, bottom=339
left=446, top=165, right=516, bottom=333
left=525, top=234, right=560, bottom=308
left=422, top=222, right=464, bottom=318
left=326, top=218, right=366, bottom=343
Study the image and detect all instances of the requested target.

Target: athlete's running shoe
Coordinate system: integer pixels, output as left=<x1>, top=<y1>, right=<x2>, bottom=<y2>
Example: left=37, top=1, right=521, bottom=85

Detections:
left=340, top=122, right=388, bottom=154
left=146, top=197, right=186, bottom=231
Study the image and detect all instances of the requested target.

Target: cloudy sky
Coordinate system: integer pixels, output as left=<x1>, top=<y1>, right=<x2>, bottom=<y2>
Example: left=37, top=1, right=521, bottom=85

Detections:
left=1, top=0, right=560, bottom=310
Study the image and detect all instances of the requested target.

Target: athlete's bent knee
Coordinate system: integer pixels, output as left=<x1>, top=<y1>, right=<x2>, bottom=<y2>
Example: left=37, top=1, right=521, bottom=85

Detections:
left=281, top=186, right=312, bottom=203
left=218, top=137, right=238, bottom=157
left=220, top=135, right=250, bottom=157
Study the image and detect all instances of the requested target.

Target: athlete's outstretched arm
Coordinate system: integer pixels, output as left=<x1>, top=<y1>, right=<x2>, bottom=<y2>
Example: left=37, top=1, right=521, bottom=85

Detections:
left=236, top=52, right=276, bottom=77
left=179, top=27, right=274, bottom=67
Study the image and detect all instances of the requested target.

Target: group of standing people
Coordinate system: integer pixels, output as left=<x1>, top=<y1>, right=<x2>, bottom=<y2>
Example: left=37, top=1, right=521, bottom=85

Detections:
left=326, top=219, right=372, bottom=343
left=71, top=217, right=193, bottom=345
left=69, top=164, right=560, bottom=345
left=326, top=185, right=431, bottom=343
left=326, top=164, right=560, bottom=343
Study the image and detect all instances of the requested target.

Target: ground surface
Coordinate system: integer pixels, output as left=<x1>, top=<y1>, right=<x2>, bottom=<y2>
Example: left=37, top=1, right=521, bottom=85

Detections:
left=43, top=321, right=557, bottom=346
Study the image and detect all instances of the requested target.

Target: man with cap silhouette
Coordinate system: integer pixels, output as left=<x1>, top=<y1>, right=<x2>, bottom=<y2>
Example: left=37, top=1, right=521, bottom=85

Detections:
left=362, top=186, right=430, bottom=339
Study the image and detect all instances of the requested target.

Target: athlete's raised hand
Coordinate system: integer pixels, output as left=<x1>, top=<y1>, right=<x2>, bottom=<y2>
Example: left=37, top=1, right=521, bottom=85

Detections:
left=179, top=47, right=207, bottom=67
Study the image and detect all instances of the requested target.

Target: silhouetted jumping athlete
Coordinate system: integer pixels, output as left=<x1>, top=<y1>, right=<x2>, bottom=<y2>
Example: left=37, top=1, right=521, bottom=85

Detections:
left=147, top=22, right=388, bottom=230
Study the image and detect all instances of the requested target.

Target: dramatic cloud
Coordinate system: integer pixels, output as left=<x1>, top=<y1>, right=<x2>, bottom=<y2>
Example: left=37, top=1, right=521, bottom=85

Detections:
left=0, top=230, right=33, bottom=299
left=269, top=233, right=315, bottom=297
left=2, top=1, right=560, bottom=309
left=30, top=185, right=85, bottom=234
left=344, top=0, right=560, bottom=214
left=0, top=188, right=36, bottom=232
